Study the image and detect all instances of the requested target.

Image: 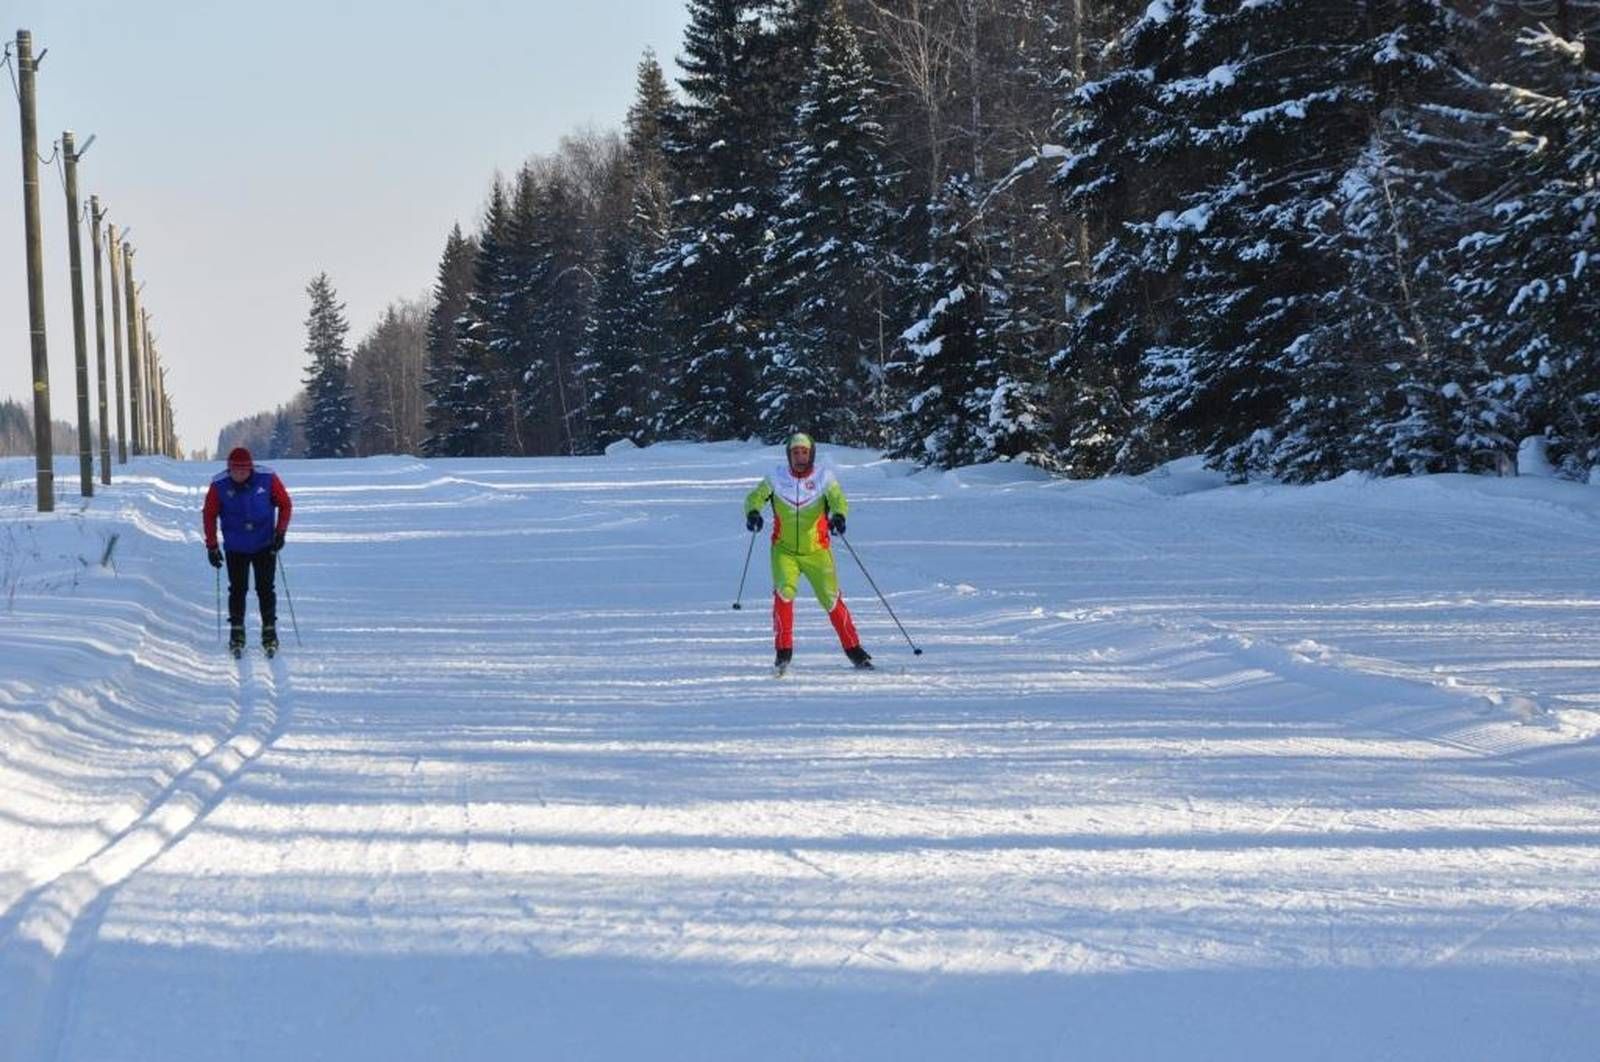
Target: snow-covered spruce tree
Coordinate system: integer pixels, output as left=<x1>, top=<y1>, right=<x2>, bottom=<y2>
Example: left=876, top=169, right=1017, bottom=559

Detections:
left=1060, top=0, right=1466, bottom=481
left=1052, top=0, right=1192, bottom=476
left=450, top=178, right=517, bottom=457
left=580, top=225, right=653, bottom=448
left=351, top=300, right=429, bottom=456
left=489, top=169, right=544, bottom=457
left=648, top=0, right=791, bottom=441
left=1175, top=0, right=1466, bottom=481
left=980, top=198, right=1061, bottom=468
left=421, top=224, right=478, bottom=457
left=883, top=175, right=992, bottom=468
left=628, top=49, right=677, bottom=248
left=268, top=408, right=295, bottom=460
left=300, top=273, right=354, bottom=459
left=757, top=0, right=901, bottom=447
left=579, top=57, right=677, bottom=450
left=1454, top=20, right=1600, bottom=479
left=514, top=172, right=592, bottom=457
left=1272, top=5, right=1511, bottom=481
left=1332, top=102, right=1508, bottom=479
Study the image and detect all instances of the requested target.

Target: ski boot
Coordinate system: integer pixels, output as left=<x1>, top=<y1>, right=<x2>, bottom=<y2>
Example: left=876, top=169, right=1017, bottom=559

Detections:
left=228, top=624, right=246, bottom=659
left=774, top=647, right=793, bottom=677
left=845, top=646, right=874, bottom=670
left=262, top=624, right=279, bottom=659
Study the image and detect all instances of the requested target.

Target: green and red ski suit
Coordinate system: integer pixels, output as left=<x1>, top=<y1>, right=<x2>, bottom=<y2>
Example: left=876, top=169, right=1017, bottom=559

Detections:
left=744, top=462, right=862, bottom=652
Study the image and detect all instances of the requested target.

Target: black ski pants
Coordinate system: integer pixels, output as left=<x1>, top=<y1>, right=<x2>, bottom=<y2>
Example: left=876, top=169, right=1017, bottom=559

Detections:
left=226, top=549, right=277, bottom=628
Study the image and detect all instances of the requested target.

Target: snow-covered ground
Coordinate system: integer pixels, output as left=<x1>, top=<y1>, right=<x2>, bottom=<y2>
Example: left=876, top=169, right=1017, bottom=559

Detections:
left=2, top=443, right=1598, bottom=1061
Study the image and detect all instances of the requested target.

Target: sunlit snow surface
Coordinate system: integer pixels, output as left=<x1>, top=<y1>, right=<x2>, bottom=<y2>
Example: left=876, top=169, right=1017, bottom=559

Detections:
left=1, top=445, right=1598, bottom=1061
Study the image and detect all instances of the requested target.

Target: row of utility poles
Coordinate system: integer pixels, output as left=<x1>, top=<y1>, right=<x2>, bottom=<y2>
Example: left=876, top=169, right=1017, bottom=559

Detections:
left=10, top=27, right=178, bottom=513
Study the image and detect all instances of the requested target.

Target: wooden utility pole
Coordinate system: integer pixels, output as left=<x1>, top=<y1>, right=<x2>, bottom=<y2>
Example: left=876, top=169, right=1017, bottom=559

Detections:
left=141, top=310, right=157, bottom=455
left=15, top=31, right=53, bottom=511
left=107, top=226, right=127, bottom=462
left=90, top=197, right=111, bottom=483
left=123, top=244, right=143, bottom=455
left=62, top=131, right=94, bottom=495
left=159, top=368, right=173, bottom=457
left=147, top=331, right=161, bottom=457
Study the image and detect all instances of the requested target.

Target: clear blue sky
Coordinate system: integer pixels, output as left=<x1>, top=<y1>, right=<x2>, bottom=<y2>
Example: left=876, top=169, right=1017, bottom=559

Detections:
left=2, top=0, right=689, bottom=456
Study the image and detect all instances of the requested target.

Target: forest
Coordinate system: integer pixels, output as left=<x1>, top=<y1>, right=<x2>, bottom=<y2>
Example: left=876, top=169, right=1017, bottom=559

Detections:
left=218, top=0, right=1600, bottom=482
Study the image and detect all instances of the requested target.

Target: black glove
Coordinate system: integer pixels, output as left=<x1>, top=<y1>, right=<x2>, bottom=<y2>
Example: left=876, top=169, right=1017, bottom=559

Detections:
left=746, top=510, right=763, bottom=532
left=207, top=546, right=223, bottom=569
left=828, top=513, right=846, bottom=536
left=271, top=531, right=286, bottom=553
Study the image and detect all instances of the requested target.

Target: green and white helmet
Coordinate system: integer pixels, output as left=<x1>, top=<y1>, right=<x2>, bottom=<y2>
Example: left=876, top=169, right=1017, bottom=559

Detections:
left=786, top=432, right=815, bottom=472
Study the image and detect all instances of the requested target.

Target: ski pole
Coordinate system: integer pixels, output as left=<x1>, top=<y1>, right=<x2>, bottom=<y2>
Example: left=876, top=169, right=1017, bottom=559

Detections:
left=215, top=565, right=222, bottom=644
left=732, top=528, right=758, bottom=610
left=838, top=533, right=923, bottom=655
left=277, top=553, right=303, bottom=647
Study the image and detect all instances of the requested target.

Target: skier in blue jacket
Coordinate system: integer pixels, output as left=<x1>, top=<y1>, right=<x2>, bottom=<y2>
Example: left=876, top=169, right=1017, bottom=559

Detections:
left=203, top=447, right=293, bottom=654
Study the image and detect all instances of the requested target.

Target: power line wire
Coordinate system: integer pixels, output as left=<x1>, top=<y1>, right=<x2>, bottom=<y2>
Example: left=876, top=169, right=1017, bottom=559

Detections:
left=1, top=45, right=18, bottom=104
left=45, top=142, right=66, bottom=195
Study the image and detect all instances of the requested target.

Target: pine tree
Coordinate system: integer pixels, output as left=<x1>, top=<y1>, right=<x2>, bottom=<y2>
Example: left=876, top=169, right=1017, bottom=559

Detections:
left=758, top=0, right=901, bottom=446
left=300, top=273, right=354, bottom=459
left=1052, top=0, right=1188, bottom=475
left=495, top=169, right=545, bottom=456
left=1059, top=0, right=1467, bottom=481
left=581, top=227, right=653, bottom=448
left=268, top=408, right=295, bottom=460
left=514, top=172, right=591, bottom=456
left=450, top=179, right=516, bottom=456
left=627, top=50, right=676, bottom=246
left=350, top=300, right=429, bottom=456
left=422, top=224, right=478, bottom=456
left=650, top=0, right=788, bottom=441
left=980, top=204, right=1060, bottom=468
left=1455, top=19, right=1600, bottom=478
left=1332, top=111, right=1504, bottom=478
left=579, top=52, right=677, bottom=449
left=883, top=176, right=990, bottom=467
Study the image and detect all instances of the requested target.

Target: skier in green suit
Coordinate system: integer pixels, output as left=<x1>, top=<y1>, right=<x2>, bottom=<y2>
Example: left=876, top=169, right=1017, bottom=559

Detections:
left=744, top=432, right=872, bottom=672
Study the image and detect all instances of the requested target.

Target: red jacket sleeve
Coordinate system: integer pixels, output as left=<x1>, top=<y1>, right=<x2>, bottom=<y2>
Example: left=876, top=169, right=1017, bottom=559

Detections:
left=202, top=483, right=221, bottom=549
left=272, top=475, right=293, bottom=533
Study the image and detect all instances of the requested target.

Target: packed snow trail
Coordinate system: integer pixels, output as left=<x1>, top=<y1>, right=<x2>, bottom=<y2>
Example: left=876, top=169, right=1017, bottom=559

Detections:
left=1, top=446, right=1598, bottom=1061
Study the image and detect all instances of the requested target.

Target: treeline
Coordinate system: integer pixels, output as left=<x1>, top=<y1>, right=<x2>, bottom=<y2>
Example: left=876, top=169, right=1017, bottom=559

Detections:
left=216, top=293, right=428, bottom=460
left=0, top=400, right=86, bottom=458
left=226, top=0, right=1600, bottom=481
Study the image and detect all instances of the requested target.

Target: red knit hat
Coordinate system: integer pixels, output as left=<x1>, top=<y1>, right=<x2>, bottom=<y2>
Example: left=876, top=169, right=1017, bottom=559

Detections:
left=227, top=446, right=253, bottom=472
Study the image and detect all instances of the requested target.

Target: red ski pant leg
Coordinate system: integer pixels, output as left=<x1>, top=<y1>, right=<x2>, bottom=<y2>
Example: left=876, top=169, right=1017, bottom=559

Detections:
left=827, top=598, right=861, bottom=651
left=772, top=593, right=795, bottom=650
left=771, top=548, right=856, bottom=649
left=771, top=549, right=800, bottom=649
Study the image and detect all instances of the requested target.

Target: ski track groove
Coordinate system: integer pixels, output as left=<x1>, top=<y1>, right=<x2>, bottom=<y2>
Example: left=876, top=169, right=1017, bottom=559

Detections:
left=1427, top=896, right=1549, bottom=968
left=0, top=616, right=211, bottom=899
left=2, top=655, right=293, bottom=1062
left=0, top=677, right=242, bottom=937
